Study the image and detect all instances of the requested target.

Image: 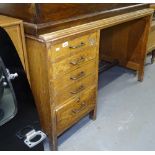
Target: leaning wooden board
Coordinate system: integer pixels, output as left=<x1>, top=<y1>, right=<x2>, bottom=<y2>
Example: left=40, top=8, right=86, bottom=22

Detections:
left=0, top=15, right=30, bottom=83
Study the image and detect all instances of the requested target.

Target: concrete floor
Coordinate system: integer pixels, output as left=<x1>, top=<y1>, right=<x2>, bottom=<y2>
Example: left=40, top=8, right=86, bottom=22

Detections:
left=57, top=56, right=155, bottom=151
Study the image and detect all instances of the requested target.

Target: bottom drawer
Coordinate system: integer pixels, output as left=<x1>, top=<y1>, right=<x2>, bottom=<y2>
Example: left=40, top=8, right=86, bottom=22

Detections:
left=56, top=87, right=96, bottom=135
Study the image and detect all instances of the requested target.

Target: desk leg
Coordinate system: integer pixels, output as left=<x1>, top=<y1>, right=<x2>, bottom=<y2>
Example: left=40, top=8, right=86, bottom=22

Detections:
left=89, top=30, right=100, bottom=121
left=51, top=136, right=58, bottom=151
left=138, top=67, right=144, bottom=82
left=50, top=112, right=58, bottom=151
left=89, top=107, right=97, bottom=120
left=138, top=16, right=152, bottom=82
left=43, top=130, right=58, bottom=151
left=47, top=136, right=57, bottom=151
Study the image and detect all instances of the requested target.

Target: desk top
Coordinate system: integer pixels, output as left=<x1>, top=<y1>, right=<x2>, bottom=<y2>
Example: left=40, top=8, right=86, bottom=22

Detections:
left=0, top=3, right=150, bottom=36
left=0, top=15, right=22, bottom=27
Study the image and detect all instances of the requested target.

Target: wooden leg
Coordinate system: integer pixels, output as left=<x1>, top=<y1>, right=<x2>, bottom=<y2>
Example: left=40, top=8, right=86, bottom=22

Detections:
left=47, top=132, right=58, bottom=151
left=138, top=66, right=144, bottom=82
left=151, top=50, right=155, bottom=64
left=89, top=108, right=97, bottom=120
left=51, top=135, right=58, bottom=151
left=50, top=112, right=58, bottom=151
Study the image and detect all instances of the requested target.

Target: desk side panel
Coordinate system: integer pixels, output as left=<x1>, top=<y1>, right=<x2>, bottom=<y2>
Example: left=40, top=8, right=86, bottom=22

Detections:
left=25, top=37, right=53, bottom=138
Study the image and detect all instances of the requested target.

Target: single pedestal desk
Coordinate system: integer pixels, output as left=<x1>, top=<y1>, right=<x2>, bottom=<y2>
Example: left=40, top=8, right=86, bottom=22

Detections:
left=0, top=4, right=153, bottom=150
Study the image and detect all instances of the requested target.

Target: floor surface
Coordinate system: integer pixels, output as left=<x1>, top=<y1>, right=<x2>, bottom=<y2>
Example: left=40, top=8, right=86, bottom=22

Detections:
left=57, top=56, right=155, bottom=151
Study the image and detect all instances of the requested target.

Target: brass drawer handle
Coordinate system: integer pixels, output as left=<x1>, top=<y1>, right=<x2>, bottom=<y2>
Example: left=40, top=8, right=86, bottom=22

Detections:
left=70, top=71, right=85, bottom=80
left=70, top=85, right=85, bottom=94
left=69, top=42, right=85, bottom=49
left=70, top=56, right=85, bottom=66
left=72, top=102, right=87, bottom=114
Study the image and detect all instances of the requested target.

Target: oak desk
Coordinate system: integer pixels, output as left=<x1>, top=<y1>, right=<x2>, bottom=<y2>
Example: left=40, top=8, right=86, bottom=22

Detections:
left=0, top=4, right=153, bottom=150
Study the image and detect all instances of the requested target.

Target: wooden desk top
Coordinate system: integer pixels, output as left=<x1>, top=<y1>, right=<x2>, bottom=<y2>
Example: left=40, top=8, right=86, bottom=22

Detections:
left=38, top=8, right=153, bottom=43
left=0, top=3, right=150, bottom=36
left=0, top=15, right=22, bottom=27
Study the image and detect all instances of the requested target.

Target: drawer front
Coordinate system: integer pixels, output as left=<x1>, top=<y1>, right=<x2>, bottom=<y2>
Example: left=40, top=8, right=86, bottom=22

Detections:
left=51, top=60, right=97, bottom=91
left=56, top=87, right=96, bottom=135
left=49, top=32, right=97, bottom=62
left=50, top=47, right=96, bottom=79
left=54, top=74, right=96, bottom=105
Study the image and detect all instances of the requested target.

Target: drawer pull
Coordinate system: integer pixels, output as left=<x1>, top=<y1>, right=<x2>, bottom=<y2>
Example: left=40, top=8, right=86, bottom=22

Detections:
left=72, top=102, right=87, bottom=114
left=70, top=71, right=85, bottom=80
left=70, top=57, right=85, bottom=66
left=69, top=42, right=85, bottom=49
left=70, top=85, right=85, bottom=94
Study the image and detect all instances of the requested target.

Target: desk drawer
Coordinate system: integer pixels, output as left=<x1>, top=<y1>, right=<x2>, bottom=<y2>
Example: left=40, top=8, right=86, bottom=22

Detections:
left=49, top=32, right=97, bottom=62
left=50, top=47, right=96, bottom=79
left=56, top=87, right=96, bottom=135
left=54, top=74, right=96, bottom=105
left=51, top=60, right=97, bottom=91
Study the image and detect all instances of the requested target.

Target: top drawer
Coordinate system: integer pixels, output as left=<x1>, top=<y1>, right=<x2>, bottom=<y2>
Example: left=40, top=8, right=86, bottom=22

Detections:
left=49, top=32, right=97, bottom=62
